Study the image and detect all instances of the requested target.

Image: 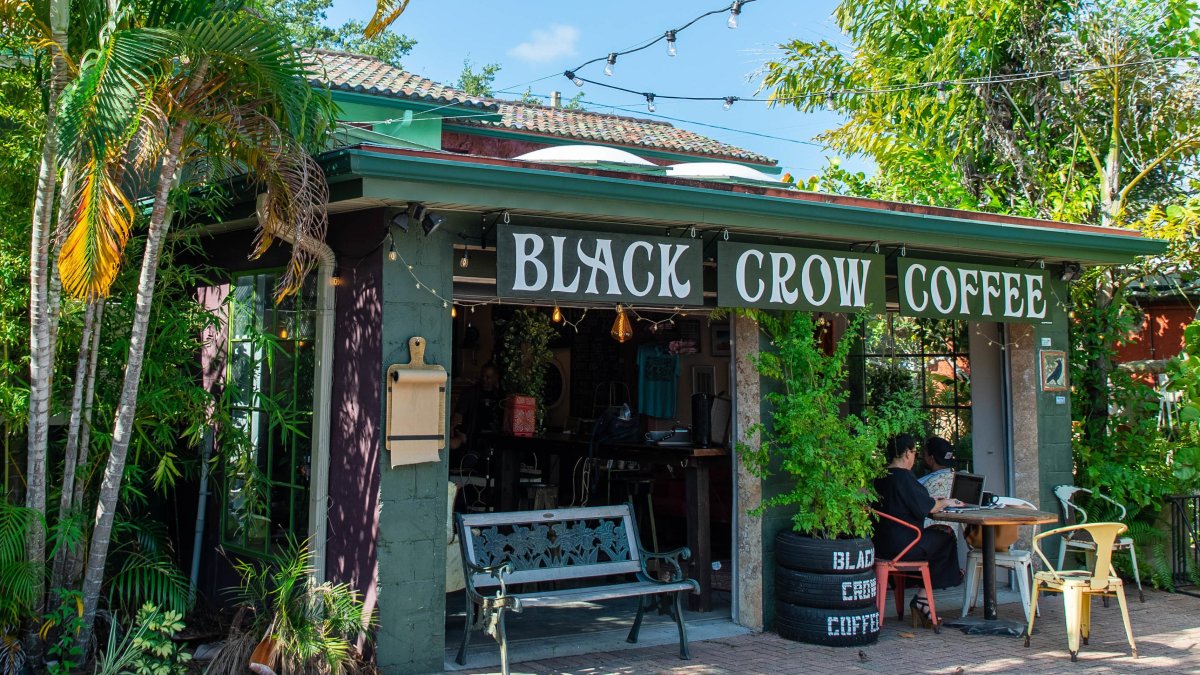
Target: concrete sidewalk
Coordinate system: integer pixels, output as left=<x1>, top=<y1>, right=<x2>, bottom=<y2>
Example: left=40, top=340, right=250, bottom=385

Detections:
left=456, top=589, right=1200, bottom=674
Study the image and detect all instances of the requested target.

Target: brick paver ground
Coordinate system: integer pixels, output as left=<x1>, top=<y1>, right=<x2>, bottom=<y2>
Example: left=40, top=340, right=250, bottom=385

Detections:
left=460, top=589, right=1200, bottom=674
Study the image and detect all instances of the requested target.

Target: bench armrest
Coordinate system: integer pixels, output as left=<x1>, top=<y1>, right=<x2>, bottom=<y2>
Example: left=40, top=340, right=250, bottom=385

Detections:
left=463, top=559, right=516, bottom=605
left=640, top=547, right=698, bottom=589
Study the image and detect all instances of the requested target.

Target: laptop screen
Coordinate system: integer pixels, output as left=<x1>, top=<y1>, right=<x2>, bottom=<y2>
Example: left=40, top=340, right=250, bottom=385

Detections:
left=950, top=473, right=985, bottom=505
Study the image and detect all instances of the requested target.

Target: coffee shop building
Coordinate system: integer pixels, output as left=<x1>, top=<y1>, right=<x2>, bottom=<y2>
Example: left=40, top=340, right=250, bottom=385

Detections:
left=191, top=49, right=1165, bottom=672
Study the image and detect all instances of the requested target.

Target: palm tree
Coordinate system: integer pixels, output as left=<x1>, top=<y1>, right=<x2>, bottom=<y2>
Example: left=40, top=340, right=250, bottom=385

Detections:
left=51, top=0, right=335, bottom=645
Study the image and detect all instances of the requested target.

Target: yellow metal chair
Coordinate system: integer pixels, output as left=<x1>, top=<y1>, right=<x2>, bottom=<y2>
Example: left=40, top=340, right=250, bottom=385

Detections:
left=1024, top=522, right=1136, bottom=662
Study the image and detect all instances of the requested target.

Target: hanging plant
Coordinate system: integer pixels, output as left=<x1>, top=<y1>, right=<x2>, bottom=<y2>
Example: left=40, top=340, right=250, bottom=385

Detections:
left=497, top=308, right=556, bottom=402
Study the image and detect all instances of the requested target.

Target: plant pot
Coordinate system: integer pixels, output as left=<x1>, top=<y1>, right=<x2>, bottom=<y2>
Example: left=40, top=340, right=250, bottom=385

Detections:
left=774, top=530, right=875, bottom=574
left=503, top=395, right=537, bottom=437
left=248, top=635, right=279, bottom=675
left=773, top=531, right=879, bottom=646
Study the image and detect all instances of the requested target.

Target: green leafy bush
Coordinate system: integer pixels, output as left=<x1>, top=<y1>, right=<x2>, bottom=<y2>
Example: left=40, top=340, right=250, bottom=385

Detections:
left=739, top=312, right=926, bottom=539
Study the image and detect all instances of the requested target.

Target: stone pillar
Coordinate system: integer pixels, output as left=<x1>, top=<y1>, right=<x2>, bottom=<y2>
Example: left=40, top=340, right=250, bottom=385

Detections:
left=1008, top=323, right=1042, bottom=509
left=732, top=314, right=763, bottom=630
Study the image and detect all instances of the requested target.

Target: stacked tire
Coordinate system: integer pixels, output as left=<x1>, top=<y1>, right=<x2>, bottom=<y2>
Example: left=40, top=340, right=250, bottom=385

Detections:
left=774, top=531, right=880, bottom=646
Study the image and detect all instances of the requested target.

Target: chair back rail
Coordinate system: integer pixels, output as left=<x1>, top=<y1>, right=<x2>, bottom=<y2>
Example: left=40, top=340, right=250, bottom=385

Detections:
left=458, top=504, right=644, bottom=589
left=871, top=508, right=922, bottom=562
left=1034, top=522, right=1128, bottom=591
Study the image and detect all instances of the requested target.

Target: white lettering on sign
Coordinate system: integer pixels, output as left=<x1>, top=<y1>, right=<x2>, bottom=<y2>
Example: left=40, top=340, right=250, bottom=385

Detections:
left=770, top=252, right=799, bottom=304
left=658, top=243, right=691, bottom=299
left=980, top=271, right=1002, bottom=316
left=1026, top=274, right=1046, bottom=319
left=826, top=612, right=880, bottom=637
left=512, top=233, right=547, bottom=291
left=957, top=268, right=979, bottom=315
left=1003, top=272, right=1024, bottom=318
left=831, top=549, right=874, bottom=571
left=550, top=236, right=580, bottom=293
left=736, top=249, right=766, bottom=302
left=802, top=255, right=833, bottom=306
left=841, top=578, right=878, bottom=602
left=903, top=263, right=929, bottom=313
left=623, top=241, right=653, bottom=297
left=901, top=261, right=1051, bottom=322
left=727, top=247, right=877, bottom=310
left=502, top=229, right=701, bottom=304
left=834, top=257, right=871, bottom=308
left=578, top=239, right=621, bottom=296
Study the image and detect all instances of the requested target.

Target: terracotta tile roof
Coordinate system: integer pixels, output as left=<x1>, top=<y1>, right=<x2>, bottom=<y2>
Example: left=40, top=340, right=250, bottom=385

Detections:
left=448, top=101, right=776, bottom=165
left=305, top=49, right=497, bottom=111
left=305, top=48, right=774, bottom=165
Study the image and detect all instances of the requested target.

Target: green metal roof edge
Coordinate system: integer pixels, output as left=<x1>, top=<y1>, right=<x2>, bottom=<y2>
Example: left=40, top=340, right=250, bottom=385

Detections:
left=329, top=90, right=503, bottom=122
left=340, top=148, right=1166, bottom=264
left=444, top=123, right=781, bottom=173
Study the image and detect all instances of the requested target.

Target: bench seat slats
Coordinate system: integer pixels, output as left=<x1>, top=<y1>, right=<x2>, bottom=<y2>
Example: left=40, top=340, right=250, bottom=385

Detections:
left=513, top=581, right=697, bottom=607
left=459, top=505, right=632, bottom=528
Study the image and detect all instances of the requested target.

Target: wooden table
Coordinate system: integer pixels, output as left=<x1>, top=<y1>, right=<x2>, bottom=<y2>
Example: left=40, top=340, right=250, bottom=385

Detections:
left=481, top=433, right=729, bottom=612
left=931, top=507, right=1058, bottom=635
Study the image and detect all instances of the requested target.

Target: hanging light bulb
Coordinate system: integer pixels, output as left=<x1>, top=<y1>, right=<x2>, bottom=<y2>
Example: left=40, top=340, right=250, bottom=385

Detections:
left=1057, top=70, right=1074, bottom=95
left=564, top=70, right=583, bottom=87
left=387, top=240, right=398, bottom=262
left=645, top=93, right=656, bottom=113
left=604, top=53, right=617, bottom=77
left=936, top=82, right=949, bottom=104
left=665, top=30, right=677, bottom=57
left=451, top=305, right=457, bottom=318
left=552, top=303, right=563, bottom=324
left=723, top=96, right=736, bottom=110
left=458, top=250, right=470, bottom=269
left=610, top=305, right=633, bottom=343
left=727, top=0, right=743, bottom=28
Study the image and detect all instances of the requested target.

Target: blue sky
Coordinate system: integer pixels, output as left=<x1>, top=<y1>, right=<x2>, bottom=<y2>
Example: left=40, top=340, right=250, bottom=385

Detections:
left=326, top=1, right=868, bottom=179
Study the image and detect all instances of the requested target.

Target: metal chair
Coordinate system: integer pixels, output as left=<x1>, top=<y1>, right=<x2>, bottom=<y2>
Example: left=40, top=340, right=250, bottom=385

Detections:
left=1053, top=485, right=1144, bottom=601
left=871, top=509, right=940, bottom=632
left=1025, top=522, right=1137, bottom=662
left=961, top=497, right=1037, bottom=621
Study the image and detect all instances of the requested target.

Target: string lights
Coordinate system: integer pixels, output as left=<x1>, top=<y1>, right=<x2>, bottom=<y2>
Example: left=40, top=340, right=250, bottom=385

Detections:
left=560, top=0, right=1193, bottom=115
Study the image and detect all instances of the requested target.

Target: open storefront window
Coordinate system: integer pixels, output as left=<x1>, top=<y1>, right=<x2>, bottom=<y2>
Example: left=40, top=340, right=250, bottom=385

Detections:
left=850, top=312, right=973, bottom=469
left=221, top=271, right=316, bottom=556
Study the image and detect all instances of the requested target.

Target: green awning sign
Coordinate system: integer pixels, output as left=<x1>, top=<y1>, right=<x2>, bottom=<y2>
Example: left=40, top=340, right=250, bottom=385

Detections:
left=497, top=225, right=704, bottom=306
left=717, top=242, right=885, bottom=312
left=898, top=259, right=1050, bottom=322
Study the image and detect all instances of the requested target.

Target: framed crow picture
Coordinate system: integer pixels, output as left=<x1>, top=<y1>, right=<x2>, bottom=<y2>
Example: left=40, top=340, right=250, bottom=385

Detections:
left=1040, top=350, right=1068, bottom=391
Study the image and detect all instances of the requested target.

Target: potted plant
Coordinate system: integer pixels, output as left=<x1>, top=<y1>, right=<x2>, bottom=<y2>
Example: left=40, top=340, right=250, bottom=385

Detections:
left=497, top=308, right=557, bottom=436
left=738, top=311, right=924, bottom=646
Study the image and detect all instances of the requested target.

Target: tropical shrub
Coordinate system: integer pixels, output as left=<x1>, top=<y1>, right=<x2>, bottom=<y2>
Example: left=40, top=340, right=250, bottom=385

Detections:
left=739, top=312, right=927, bottom=539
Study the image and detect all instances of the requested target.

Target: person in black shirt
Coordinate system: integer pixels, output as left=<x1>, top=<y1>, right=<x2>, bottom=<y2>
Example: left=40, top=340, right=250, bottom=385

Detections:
left=873, top=434, right=964, bottom=627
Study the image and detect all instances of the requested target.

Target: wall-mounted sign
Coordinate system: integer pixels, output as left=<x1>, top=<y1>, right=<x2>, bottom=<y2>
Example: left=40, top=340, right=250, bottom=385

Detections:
left=1041, top=350, right=1068, bottom=391
left=497, top=225, right=704, bottom=306
left=717, top=242, right=885, bottom=312
left=898, top=259, right=1050, bottom=323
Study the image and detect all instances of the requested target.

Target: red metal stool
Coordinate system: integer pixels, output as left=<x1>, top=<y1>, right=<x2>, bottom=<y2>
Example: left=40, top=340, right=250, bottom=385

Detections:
left=872, top=509, right=940, bottom=633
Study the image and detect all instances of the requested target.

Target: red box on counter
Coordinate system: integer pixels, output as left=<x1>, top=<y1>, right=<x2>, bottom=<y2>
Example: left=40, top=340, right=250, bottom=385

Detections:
left=503, top=395, right=537, bottom=437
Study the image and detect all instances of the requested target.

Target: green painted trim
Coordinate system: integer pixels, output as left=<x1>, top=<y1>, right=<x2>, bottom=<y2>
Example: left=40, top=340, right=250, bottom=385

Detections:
left=329, top=90, right=502, bottom=121
left=344, top=149, right=1166, bottom=264
left=445, top=123, right=781, bottom=173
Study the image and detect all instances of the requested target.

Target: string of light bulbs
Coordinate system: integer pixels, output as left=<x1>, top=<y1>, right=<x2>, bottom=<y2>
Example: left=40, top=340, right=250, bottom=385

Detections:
left=565, top=55, right=1198, bottom=113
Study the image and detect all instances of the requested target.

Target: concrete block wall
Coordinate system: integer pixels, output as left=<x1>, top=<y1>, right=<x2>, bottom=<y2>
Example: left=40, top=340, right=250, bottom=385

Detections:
left=375, top=225, right=454, bottom=673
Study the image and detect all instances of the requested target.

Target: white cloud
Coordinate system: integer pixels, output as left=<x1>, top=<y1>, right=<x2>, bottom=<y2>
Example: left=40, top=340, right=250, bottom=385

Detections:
left=508, top=24, right=580, bottom=64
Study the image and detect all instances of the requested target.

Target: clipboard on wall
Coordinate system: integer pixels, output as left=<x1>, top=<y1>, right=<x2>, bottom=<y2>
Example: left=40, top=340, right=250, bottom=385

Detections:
left=385, top=336, right=448, bottom=467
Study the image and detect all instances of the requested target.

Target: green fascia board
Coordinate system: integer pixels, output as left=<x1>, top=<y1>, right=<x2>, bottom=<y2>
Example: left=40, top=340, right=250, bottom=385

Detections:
left=445, top=124, right=782, bottom=174
left=335, top=125, right=434, bottom=151
left=344, top=149, right=1165, bottom=264
left=330, top=90, right=502, bottom=122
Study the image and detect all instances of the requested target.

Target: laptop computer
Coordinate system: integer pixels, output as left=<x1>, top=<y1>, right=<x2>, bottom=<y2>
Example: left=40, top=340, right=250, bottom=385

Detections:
left=948, top=472, right=987, bottom=508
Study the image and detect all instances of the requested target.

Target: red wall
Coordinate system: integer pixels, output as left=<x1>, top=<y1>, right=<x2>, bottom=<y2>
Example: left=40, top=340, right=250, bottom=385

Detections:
left=1116, top=302, right=1195, bottom=362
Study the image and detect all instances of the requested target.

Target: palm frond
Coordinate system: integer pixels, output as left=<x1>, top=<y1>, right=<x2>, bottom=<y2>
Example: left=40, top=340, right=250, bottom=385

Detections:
left=55, top=26, right=181, bottom=164
left=107, top=550, right=192, bottom=617
left=57, top=156, right=135, bottom=299
left=364, top=0, right=411, bottom=38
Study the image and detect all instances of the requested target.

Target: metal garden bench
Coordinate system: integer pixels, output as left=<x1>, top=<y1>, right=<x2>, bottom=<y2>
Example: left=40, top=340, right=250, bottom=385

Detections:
left=455, top=503, right=698, bottom=674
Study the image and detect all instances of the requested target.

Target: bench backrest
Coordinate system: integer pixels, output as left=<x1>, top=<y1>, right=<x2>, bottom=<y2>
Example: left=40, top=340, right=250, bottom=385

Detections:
left=457, top=504, right=642, bottom=590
